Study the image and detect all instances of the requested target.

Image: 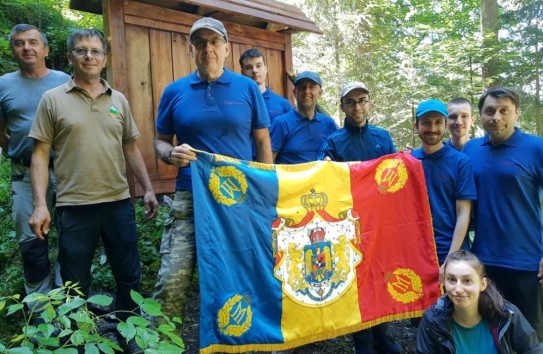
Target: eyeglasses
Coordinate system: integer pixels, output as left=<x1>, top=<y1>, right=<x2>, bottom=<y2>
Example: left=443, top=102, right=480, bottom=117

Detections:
left=191, top=38, right=226, bottom=49
left=343, top=98, right=370, bottom=106
left=72, top=48, right=105, bottom=57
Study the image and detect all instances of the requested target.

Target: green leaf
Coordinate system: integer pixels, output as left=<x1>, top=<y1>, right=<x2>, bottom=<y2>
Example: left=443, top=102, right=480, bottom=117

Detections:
left=84, top=343, right=99, bottom=354
left=69, top=311, right=93, bottom=324
left=97, top=343, right=116, bottom=354
left=158, top=323, right=175, bottom=333
left=161, top=329, right=185, bottom=348
left=37, top=323, right=57, bottom=337
left=146, top=342, right=185, bottom=354
left=35, top=349, right=54, bottom=354
left=5, top=347, right=34, bottom=354
left=70, top=330, right=85, bottom=345
left=126, top=315, right=149, bottom=327
left=117, top=322, right=136, bottom=341
left=53, top=349, right=80, bottom=354
left=42, top=306, right=57, bottom=322
left=86, top=294, right=113, bottom=307
left=0, top=300, right=6, bottom=312
left=23, top=292, right=48, bottom=304
left=6, top=303, right=24, bottom=316
left=140, top=299, right=162, bottom=316
left=58, top=329, right=74, bottom=337
left=130, top=290, right=144, bottom=306
left=35, top=336, right=60, bottom=347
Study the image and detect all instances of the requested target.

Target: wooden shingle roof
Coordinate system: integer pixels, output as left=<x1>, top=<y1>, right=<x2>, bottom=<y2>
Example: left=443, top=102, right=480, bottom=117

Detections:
left=69, top=0, right=322, bottom=34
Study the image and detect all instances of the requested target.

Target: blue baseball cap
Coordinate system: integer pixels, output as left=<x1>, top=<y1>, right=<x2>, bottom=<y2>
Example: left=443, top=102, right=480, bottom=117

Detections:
left=416, top=99, right=448, bottom=119
left=294, top=71, right=322, bottom=87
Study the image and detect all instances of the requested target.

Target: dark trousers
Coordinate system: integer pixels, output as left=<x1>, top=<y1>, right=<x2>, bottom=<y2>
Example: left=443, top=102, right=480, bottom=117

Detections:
left=57, top=199, right=141, bottom=320
left=486, top=265, right=542, bottom=336
left=353, top=323, right=392, bottom=353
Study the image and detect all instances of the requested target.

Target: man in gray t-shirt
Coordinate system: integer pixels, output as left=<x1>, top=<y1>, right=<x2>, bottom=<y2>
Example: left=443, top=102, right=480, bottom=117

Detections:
left=0, top=24, right=69, bottom=310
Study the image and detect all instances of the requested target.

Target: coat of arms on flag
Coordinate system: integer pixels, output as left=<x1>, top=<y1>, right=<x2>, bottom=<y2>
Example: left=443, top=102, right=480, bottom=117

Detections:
left=191, top=152, right=440, bottom=354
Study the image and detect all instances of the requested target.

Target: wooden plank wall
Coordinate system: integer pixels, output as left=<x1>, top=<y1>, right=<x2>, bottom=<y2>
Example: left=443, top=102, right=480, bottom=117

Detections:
left=112, top=0, right=293, bottom=195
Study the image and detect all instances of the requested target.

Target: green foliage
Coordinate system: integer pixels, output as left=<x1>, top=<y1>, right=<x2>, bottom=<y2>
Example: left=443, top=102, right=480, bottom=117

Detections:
left=0, top=283, right=185, bottom=353
left=289, top=0, right=543, bottom=148
left=0, top=0, right=103, bottom=76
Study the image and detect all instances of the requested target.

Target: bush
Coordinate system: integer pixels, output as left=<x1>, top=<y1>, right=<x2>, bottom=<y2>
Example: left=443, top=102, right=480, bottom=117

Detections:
left=0, top=282, right=185, bottom=353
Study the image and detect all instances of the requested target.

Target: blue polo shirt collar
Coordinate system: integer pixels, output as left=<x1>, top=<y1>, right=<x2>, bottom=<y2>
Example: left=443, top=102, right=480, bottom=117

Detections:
left=416, top=144, right=451, bottom=160
left=294, top=108, right=320, bottom=122
left=189, top=68, right=233, bottom=86
left=482, top=127, right=522, bottom=147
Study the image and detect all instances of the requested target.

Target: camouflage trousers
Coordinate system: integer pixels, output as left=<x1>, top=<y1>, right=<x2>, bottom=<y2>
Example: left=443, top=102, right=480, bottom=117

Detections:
left=153, top=190, right=196, bottom=329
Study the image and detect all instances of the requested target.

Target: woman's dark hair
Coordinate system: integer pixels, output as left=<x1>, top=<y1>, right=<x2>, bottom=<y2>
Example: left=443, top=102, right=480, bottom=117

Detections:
left=443, top=250, right=508, bottom=319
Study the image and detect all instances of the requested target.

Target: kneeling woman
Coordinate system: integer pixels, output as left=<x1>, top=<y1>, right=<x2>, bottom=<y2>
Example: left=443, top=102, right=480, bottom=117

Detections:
left=416, top=250, right=542, bottom=353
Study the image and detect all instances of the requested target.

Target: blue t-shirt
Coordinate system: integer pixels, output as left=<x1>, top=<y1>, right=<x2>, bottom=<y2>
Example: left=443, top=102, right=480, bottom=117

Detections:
left=452, top=319, right=498, bottom=354
left=411, top=144, right=477, bottom=263
left=318, top=118, right=396, bottom=161
left=445, top=139, right=461, bottom=151
left=271, top=109, right=337, bottom=164
left=463, top=128, right=543, bottom=271
left=156, top=69, right=270, bottom=191
left=262, top=87, right=292, bottom=121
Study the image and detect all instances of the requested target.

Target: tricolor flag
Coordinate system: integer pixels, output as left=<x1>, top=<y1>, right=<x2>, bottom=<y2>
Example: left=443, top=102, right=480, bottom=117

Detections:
left=192, top=152, right=440, bottom=353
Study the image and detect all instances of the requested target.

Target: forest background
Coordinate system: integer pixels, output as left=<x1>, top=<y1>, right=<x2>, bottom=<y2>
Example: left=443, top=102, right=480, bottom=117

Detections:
left=0, top=0, right=541, bottom=347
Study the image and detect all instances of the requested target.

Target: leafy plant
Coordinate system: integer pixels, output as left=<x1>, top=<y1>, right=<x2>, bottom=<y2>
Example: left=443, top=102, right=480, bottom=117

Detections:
left=0, top=282, right=185, bottom=353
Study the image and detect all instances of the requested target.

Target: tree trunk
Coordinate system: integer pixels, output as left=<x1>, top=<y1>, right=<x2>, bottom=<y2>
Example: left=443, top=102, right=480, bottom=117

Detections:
left=480, top=0, right=500, bottom=87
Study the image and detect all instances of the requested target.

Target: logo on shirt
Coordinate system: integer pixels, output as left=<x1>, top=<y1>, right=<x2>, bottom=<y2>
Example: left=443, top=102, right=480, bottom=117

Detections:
left=108, top=105, right=122, bottom=120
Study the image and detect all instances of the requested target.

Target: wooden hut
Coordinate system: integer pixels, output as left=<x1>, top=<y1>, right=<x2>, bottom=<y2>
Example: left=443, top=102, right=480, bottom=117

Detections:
left=69, top=0, right=322, bottom=195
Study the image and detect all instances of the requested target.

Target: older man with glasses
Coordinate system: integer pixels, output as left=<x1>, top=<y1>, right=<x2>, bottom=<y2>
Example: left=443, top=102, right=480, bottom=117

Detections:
left=152, top=17, right=273, bottom=331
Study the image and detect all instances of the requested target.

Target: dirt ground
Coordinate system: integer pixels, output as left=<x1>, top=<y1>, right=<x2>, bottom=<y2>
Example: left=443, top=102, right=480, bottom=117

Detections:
left=180, top=283, right=418, bottom=354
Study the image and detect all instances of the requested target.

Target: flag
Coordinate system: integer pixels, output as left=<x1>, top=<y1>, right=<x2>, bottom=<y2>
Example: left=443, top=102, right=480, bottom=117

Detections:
left=191, top=152, right=440, bottom=353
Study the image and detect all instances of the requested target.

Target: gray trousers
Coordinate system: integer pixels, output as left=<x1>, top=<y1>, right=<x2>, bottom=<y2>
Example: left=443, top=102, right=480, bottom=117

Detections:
left=11, top=160, right=61, bottom=311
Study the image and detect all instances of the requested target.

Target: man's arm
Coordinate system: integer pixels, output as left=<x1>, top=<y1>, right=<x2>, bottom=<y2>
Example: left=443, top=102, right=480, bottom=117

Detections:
left=444, top=199, right=472, bottom=266
left=28, top=140, right=52, bottom=239
left=123, top=139, right=158, bottom=220
left=538, top=257, right=542, bottom=284
left=0, top=119, right=9, bottom=154
left=154, top=133, right=196, bottom=168
left=253, top=128, right=273, bottom=164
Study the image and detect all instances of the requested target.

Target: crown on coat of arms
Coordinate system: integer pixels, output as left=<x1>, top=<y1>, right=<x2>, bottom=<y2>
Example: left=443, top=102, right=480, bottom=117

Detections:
left=308, top=227, right=326, bottom=243
left=301, top=189, right=328, bottom=211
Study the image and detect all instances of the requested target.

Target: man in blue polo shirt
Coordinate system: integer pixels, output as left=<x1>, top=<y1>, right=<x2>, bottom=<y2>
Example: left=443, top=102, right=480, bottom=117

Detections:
left=152, top=17, right=273, bottom=329
left=411, top=99, right=476, bottom=265
left=318, top=82, right=396, bottom=161
left=319, top=82, right=401, bottom=354
left=446, top=97, right=476, bottom=151
left=271, top=71, right=337, bottom=164
left=463, top=87, right=543, bottom=339
left=239, top=48, right=292, bottom=121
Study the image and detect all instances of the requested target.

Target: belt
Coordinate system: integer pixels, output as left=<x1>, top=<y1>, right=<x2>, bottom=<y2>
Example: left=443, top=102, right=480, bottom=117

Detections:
left=13, top=157, right=32, bottom=167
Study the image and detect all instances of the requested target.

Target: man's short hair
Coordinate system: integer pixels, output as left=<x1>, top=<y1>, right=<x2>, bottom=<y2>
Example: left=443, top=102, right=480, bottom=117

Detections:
left=478, top=87, right=520, bottom=112
left=67, top=29, right=107, bottom=54
left=9, top=24, right=48, bottom=48
left=447, top=97, right=474, bottom=114
left=239, top=48, right=265, bottom=67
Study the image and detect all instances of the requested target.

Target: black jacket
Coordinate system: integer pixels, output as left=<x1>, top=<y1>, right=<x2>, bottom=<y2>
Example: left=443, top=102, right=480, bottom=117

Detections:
left=416, top=295, right=543, bottom=353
